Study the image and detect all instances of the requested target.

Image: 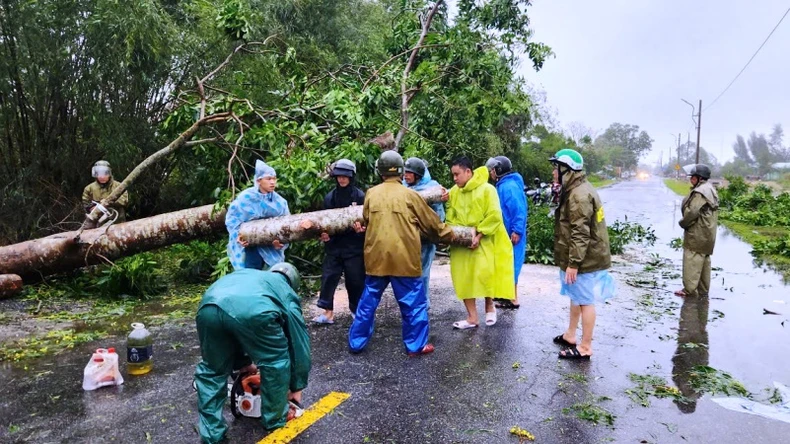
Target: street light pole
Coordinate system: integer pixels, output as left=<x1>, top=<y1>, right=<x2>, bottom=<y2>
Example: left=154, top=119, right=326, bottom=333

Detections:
left=681, top=98, right=702, bottom=164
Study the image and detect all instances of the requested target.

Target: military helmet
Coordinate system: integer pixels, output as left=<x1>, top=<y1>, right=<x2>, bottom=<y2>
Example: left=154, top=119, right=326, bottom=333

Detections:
left=270, top=262, right=301, bottom=292
left=331, top=158, right=356, bottom=178
left=92, top=160, right=112, bottom=178
left=375, top=151, right=404, bottom=177
left=550, top=148, right=584, bottom=171
left=404, top=157, right=427, bottom=178
left=689, top=164, right=711, bottom=180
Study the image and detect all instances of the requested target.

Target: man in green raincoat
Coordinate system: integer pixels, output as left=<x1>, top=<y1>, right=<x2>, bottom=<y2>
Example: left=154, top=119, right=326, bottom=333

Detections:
left=81, top=160, right=129, bottom=225
left=441, top=157, right=514, bottom=329
left=194, top=263, right=311, bottom=444
left=675, top=164, right=719, bottom=298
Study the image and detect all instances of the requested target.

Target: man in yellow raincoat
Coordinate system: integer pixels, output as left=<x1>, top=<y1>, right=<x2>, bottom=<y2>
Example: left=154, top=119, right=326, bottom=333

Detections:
left=441, top=157, right=514, bottom=329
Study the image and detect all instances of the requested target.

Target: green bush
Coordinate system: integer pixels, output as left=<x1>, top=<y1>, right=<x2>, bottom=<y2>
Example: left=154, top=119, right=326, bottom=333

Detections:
left=94, top=253, right=165, bottom=298
left=171, top=240, right=226, bottom=282
left=752, top=235, right=790, bottom=257
left=720, top=176, right=790, bottom=228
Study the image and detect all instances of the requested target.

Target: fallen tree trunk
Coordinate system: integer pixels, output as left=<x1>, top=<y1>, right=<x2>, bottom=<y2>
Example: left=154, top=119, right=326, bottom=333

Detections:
left=237, top=186, right=472, bottom=245
left=0, top=186, right=470, bottom=285
left=0, top=274, right=23, bottom=299
left=0, top=205, right=226, bottom=280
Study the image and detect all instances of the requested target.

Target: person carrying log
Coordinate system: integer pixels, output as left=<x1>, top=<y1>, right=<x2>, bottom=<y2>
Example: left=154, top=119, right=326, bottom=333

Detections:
left=403, top=157, right=445, bottom=310
left=225, top=160, right=289, bottom=270
left=441, top=157, right=515, bottom=329
left=313, top=159, right=366, bottom=324
left=348, top=151, right=456, bottom=356
left=194, top=263, right=310, bottom=443
left=81, top=160, right=129, bottom=227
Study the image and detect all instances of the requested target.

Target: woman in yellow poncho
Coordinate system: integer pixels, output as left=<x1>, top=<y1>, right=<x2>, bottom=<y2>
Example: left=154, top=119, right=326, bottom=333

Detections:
left=443, top=157, right=515, bottom=329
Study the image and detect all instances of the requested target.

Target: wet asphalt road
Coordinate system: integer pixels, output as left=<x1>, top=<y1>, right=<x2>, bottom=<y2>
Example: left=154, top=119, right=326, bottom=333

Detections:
left=1, top=177, right=789, bottom=444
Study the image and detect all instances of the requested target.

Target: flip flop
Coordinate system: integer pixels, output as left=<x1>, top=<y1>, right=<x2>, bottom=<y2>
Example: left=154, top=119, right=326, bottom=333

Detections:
left=312, top=314, right=335, bottom=324
left=495, top=300, right=521, bottom=310
left=674, top=289, right=688, bottom=297
left=553, top=334, right=576, bottom=348
left=559, top=345, right=591, bottom=360
left=452, top=320, right=478, bottom=330
left=408, top=343, right=435, bottom=357
left=485, top=311, right=497, bottom=326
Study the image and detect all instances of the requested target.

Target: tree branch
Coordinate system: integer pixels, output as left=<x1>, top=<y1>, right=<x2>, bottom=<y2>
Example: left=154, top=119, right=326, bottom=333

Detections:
left=394, top=1, right=444, bottom=151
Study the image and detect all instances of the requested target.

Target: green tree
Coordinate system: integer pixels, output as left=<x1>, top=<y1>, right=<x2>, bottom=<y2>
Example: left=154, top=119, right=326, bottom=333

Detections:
left=593, top=123, right=653, bottom=173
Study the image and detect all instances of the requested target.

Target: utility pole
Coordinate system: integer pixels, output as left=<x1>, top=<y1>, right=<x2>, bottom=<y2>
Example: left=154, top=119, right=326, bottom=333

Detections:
left=682, top=98, right=702, bottom=163
left=677, top=133, right=681, bottom=178
left=687, top=132, right=691, bottom=161
left=695, top=99, right=702, bottom=164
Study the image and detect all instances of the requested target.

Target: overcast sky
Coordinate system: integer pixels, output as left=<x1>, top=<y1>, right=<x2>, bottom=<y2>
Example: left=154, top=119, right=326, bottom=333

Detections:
left=517, top=0, right=790, bottom=166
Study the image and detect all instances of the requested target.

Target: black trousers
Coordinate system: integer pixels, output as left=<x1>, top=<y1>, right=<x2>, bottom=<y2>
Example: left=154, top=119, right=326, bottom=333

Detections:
left=317, top=253, right=365, bottom=314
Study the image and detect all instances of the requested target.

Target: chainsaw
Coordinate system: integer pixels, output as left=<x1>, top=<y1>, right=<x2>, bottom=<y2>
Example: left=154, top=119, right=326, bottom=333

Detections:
left=229, top=371, right=304, bottom=420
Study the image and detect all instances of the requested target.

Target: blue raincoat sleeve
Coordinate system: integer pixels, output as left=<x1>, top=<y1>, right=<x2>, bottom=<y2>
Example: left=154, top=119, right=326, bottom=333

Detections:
left=404, top=168, right=445, bottom=221
left=225, top=187, right=291, bottom=270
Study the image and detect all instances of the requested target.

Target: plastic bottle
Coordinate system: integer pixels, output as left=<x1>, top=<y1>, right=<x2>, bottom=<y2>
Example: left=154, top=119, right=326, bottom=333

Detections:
left=82, top=348, right=123, bottom=390
left=127, top=323, right=153, bottom=375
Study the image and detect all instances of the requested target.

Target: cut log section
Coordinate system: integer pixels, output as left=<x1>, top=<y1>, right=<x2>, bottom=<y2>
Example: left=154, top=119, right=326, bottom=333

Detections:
left=0, top=274, right=23, bottom=299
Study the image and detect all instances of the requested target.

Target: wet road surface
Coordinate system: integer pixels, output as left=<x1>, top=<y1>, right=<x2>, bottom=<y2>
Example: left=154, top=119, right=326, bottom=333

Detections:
left=1, top=177, right=789, bottom=443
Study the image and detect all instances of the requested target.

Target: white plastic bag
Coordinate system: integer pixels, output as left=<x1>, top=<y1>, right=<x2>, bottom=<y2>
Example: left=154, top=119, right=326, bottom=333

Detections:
left=82, top=348, right=124, bottom=391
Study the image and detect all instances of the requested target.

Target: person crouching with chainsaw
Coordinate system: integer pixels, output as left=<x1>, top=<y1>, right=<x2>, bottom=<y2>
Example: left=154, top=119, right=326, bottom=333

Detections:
left=81, top=160, right=129, bottom=228
left=194, top=263, right=311, bottom=444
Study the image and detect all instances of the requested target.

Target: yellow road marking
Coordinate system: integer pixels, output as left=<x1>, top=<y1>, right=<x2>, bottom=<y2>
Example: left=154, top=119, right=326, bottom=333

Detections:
left=257, top=392, right=351, bottom=444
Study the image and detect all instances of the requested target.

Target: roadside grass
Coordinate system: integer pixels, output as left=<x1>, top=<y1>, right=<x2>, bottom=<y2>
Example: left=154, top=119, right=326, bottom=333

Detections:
left=663, top=178, right=689, bottom=196
left=590, top=178, right=615, bottom=189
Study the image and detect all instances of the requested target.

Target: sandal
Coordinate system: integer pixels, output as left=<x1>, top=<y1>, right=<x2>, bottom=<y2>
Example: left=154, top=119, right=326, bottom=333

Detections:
left=674, top=289, right=688, bottom=297
left=495, top=300, right=521, bottom=310
left=408, top=343, right=435, bottom=357
left=452, top=320, right=478, bottom=330
left=312, top=314, right=335, bottom=324
left=558, top=345, right=591, bottom=360
left=553, top=334, right=576, bottom=348
left=485, top=311, right=497, bottom=326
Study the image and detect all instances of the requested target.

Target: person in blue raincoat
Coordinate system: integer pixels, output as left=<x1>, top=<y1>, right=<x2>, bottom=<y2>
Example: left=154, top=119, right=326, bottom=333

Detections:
left=485, top=156, right=526, bottom=309
left=225, top=160, right=290, bottom=270
left=403, top=157, right=445, bottom=309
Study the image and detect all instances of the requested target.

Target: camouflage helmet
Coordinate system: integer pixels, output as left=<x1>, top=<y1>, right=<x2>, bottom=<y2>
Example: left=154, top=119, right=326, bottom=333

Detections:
left=92, top=160, right=112, bottom=178
left=270, top=262, right=301, bottom=292
left=375, top=151, right=404, bottom=177
left=404, top=157, right=427, bottom=178
left=689, top=164, right=711, bottom=180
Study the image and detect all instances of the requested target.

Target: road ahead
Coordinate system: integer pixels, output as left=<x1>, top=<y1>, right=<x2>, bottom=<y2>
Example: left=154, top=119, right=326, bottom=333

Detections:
left=1, top=177, right=788, bottom=444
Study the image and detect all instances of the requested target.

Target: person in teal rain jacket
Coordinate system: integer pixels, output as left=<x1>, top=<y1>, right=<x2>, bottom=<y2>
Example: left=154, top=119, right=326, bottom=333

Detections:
left=225, top=159, right=290, bottom=270
left=403, top=157, right=445, bottom=308
left=194, top=264, right=311, bottom=443
left=486, top=156, right=527, bottom=309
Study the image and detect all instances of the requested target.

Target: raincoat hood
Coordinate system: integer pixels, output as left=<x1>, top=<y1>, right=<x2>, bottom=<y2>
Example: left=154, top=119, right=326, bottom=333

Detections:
left=496, top=172, right=525, bottom=189
left=254, top=159, right=276, bottom=181
left=692, top=180, right=719, bottom=208
left=459, top=166, right=489, bottom=193
left=560, top=169, right=586, bottom=193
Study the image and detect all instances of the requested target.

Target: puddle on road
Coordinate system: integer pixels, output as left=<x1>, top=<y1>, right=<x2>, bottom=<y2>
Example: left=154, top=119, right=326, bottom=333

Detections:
left=601, top=178, right=790, bottom=406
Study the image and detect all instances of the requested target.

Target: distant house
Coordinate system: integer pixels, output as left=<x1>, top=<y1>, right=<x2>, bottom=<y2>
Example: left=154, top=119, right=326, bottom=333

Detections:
left=765, top=162, right=790, bottom=181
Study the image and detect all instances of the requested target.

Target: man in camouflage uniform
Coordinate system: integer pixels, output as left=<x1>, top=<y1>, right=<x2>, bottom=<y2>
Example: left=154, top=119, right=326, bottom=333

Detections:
left=675, top=164, right=719, bottom=298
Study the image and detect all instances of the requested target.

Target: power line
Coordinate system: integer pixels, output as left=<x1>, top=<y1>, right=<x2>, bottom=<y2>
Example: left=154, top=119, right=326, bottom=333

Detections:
left=704, top=5, right=790, bottom=112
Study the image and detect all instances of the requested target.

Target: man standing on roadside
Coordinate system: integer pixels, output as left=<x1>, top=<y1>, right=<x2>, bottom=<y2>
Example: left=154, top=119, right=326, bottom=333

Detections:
left=403, top=157, right=445, bottom=309
left=348, top=151, right=455, bottom=356
left=486, top=155, right=527, bottom=310
left=674, top=164, right=719, bottom=298
left=550, top=149, right=615, bottom=360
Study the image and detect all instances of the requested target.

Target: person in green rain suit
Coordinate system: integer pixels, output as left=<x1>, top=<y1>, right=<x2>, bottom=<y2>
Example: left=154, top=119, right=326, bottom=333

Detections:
left=194, top=263, right=311, bottom=444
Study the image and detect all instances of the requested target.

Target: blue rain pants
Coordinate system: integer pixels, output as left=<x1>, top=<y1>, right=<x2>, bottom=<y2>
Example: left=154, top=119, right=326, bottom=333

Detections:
left=348, top=275, right=428, bottom=354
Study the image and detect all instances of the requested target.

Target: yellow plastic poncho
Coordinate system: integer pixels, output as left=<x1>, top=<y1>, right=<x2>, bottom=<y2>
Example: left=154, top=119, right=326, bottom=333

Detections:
left=446, top=166, right=515, bottom=300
